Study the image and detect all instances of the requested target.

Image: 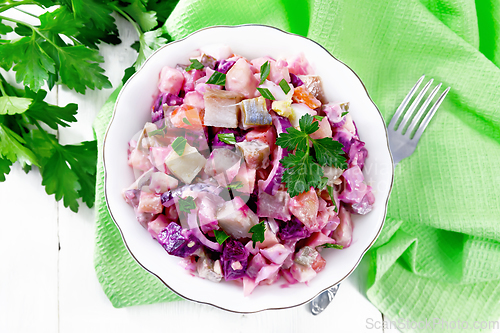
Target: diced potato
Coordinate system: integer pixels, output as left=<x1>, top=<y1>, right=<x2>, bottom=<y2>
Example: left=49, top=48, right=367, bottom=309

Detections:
left=158, top=66, right=184, bottom=95
left=216, top=197, right=259, bottom=239
left=149, top=172, right=178, bottom=194
left=309, top=117, right=332, bottom=140
left=240, top=96, right=272, bottom=128
left=225, top=58, right=259, bottom=98
left=298, top=75, right=326, bottom=103
left=235, top=140, right=270, bottom=169
left=204, top=148, right=242, bottom=186
left=289, top=103, right=317, bottom=128
left=203, top=89, right=244, bottom=128
left=137, top=192, right=163, bottom=214
left=165, top=143, right=206, bottom=184
left=272, top=100, right=293, bottom=117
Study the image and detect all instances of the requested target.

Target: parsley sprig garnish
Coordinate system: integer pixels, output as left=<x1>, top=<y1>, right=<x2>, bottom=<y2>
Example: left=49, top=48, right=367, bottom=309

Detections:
left=249, top=221, right=266, bottom=248
left=276, top=114, right=347, bottom=197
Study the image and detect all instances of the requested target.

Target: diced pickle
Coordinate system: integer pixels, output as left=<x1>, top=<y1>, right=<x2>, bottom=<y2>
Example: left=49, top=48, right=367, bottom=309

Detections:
left=240, top=96, right=272, bottom=128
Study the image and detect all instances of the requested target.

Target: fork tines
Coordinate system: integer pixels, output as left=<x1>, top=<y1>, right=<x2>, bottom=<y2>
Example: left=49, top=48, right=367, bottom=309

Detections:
left=389, top=75, right=450, bottom=141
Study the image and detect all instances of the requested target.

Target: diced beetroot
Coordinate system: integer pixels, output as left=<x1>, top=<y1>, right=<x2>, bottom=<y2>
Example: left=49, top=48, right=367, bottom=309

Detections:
left=222, top=239, right=249, bottom=281
left=332, top=206, right=353, bottom=248
left=225, top=58, right=258, bottom=98
left=288, top=187, right=320, bottom=232
left=158, top=66, right=184, bottom=95
left=245, top=126, right=276, bottom=152
left=305, top=232, right=336, bottom=249
left=164, top=204, right=178, bottom=221
left=183, top=91, right=205, bottom=109
left=147, top=214, right=169, bottom=239
left=260, top=244, right=291, bottom=265
left=157, top=222, right=201, bottom=258
left=309, top=117, right=332, bottom=140
left=182, top=69, right=205, bottom=92
left=311, top=253, right=326, bottom=273
left=137, top=192, right=163, bottom=214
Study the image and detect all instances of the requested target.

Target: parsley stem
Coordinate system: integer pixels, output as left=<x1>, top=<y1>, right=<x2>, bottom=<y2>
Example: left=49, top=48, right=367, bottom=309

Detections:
left=110, top=4, right=142, bottom=37
left=0, top=80, right=7, bottom=97
left=0, top=15, right=61, bottom=50
left=14, top=7, right=39, bottom=19
left=0, top=0, right=36, bottom=14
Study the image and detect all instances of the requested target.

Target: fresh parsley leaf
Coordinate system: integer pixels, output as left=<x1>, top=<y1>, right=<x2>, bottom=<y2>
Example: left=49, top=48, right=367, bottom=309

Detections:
left=318, top=176, right=328, bottom=190
left=122, top=0, right=158, bottom=32
left=182, top=117, right=192, bottom=126
left=320, top=243, right=344, bottom=249
left=326, top=185, right=338, bottom=213
left=312, top=137, right=347, bottom=168
left=61, top=0, right=116, bottom=32
left=313, top=115, right=324, bottom=121
left=0, top=156, right=12, bottom=182
left=178, top=196, right=196, bottom=213
left=249, top=221, right=266, bottom=248
left=146, top=0, right=179, bottom=26
left=214, top=229, right=230, bottom=245
left=276, top=126, right=309, bottom=152
left=0, top=96, right=32, bottom=115
left=24, top=88, right=78, bottom=130
left=206, top=71, right=226, bottom=85
left=341, top=111, right=349, bottom=117
left=280, top=151, right=323, bottom=197
left=226, top=181, right=244, bottom=190
left=217, top=133, right=236, bottom=145
left=134, top=23, right=169, bottom=70
left=0, top=123, right=38, bottom=166
left=0, top=20, right=13, bottom=35
left=10, top=36, right=56, bottom=93
left=148, top=123, right=167, bottom=136
left=171, top=136, right=187, bottom=156
left=299, top=113, right=320, bottom=135
left=39, top=6, right=83, bottom=37
left=259, top=61, right=270, bottom=85
left=257, top=87, right=275, bottom=100
left=185, top=59, right=204, bottom=71
left=58, top=45, right=111, bottom=94
left=121, top=65, right=136, bottom=85
left=278, top=78, right=290, bottom=94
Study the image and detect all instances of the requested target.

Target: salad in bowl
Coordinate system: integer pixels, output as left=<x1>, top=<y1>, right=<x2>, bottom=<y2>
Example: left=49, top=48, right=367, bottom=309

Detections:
left=104, top=25, right=393, bottom=312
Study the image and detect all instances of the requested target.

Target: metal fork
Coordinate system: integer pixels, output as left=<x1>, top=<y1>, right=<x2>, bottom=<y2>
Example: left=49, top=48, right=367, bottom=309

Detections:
left=310, top=75, right=450, bottom=315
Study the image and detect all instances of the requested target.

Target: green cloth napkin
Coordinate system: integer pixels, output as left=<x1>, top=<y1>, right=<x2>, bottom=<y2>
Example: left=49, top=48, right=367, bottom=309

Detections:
left=94, top=0, right=500, bottom=330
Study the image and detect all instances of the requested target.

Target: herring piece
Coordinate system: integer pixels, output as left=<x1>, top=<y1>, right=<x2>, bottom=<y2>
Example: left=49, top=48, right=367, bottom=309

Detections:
left=298, top=75, right=326, bottom=103
left=165, top=143, right=206, bottom=184
left=235, top=140, right=270, bottom=169
left=216, top=197, right=259, bottom=239
left=203, top=88, right=244, bottom=128
left=240, top=96, right=272, bottom=128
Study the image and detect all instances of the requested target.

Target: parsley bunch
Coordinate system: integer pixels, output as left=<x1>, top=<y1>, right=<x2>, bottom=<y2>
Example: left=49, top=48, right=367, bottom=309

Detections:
left=0, top=0, right=179, bottom=212
left=276, top=114, right=347, bottom=198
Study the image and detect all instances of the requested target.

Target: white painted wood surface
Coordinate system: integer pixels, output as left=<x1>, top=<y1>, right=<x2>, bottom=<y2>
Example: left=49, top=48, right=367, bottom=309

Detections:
left=0, top=9, right=385, bottom=333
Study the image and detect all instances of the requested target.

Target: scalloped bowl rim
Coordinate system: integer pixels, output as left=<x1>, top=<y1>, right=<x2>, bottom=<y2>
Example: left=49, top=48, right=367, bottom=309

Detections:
left=103, top=24, right=394, bottom=313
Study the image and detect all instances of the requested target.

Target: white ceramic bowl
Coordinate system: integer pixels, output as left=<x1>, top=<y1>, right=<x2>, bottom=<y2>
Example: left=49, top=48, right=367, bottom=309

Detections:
left=104, top=25, right=393, bottom=313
